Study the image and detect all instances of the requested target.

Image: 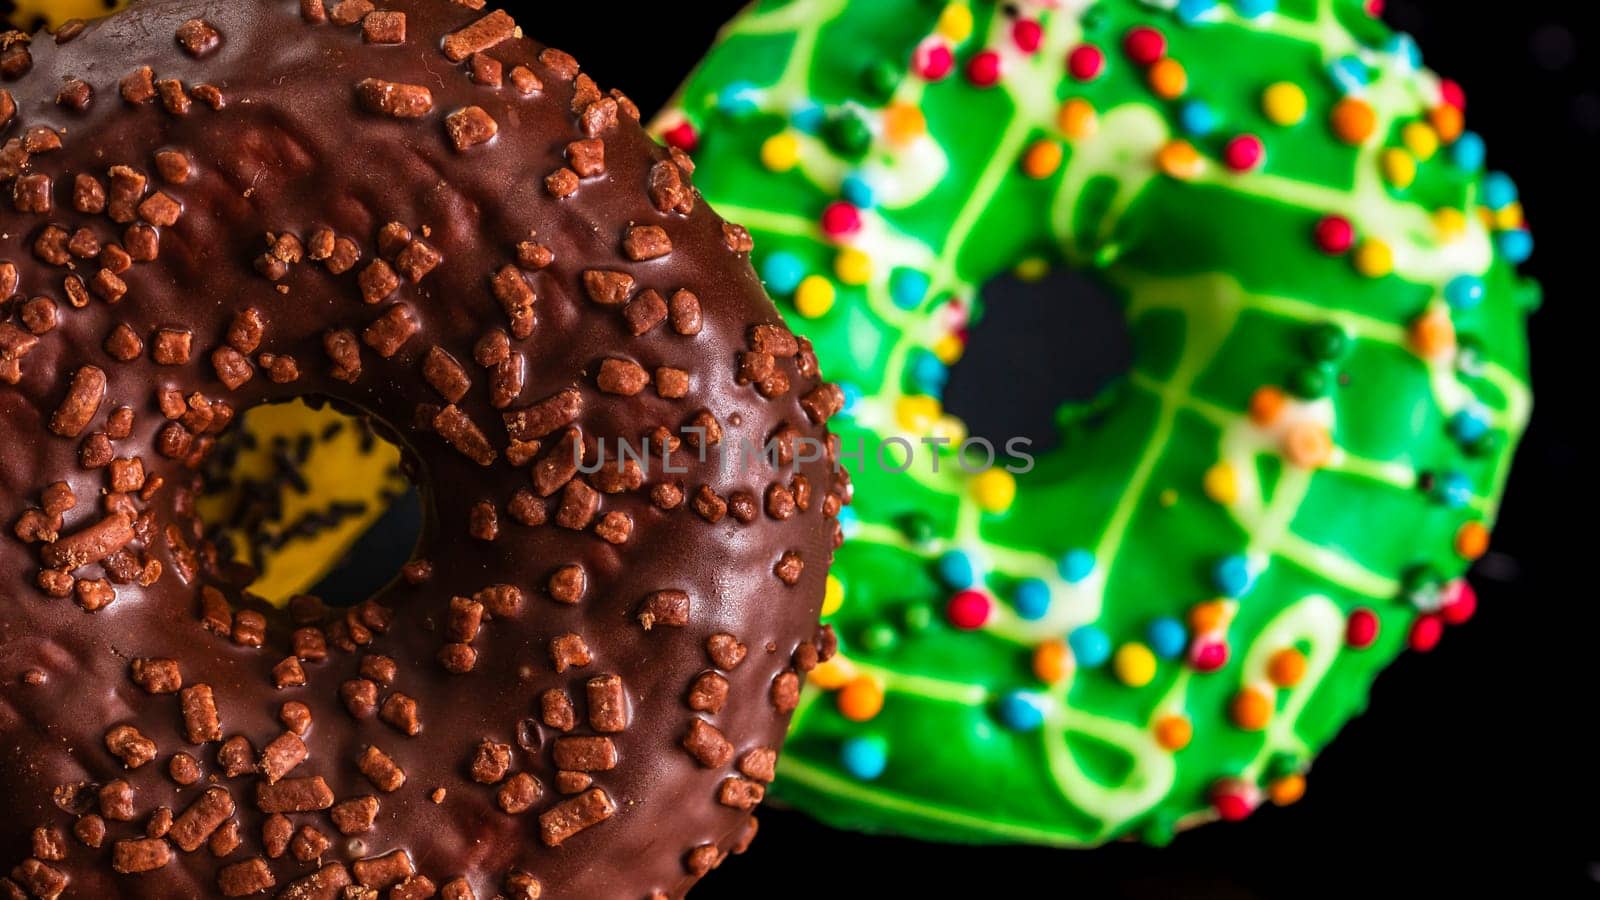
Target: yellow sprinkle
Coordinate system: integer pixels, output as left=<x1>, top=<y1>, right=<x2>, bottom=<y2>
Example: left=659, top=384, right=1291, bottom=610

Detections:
left=1478, top=206, right=1496, bottom=229
left=759, top=131, right=800, bottom=172
left=1154, top=714, right=1192, bottom=751
left=1203, top=462, right=1239, bottom=505
left=1022, top=139, right=1064, bottom=179
left=834, top=248, right=872, bottom=286
left=1261, top=82, right=1307, bottom=126
left=822, top=574, right=845, bottom=616
left=1113, top=643, right=1157, bottom=688
left=937, top=3, right=973, bottom=42
left=1352, top=238, right=1393, bottom=278
left=1268, top=773, right=1307, bottom=806
left=1380, top=148, right=1416, bottom=189
left=896, top=395, right=942, bottom=432
left=1157, top=140, right=1202, bottom=180
left=1402, top=121, right=1440, bottom=160
left=1433, top=207, right=1467, bottom=242
left=1057, top=98, right=1099, bottom=140
left=931, top=414, right=968, bottom=446
left=971, top=469, right=1016, bottom=514
left=794, top=275, right=836, bottom=318
left=1014, top=257, right=1050, bottom=282
left=1148, top=57, right=1187, bottom=100
left=1494, top=202, right=1524, bottom=231
left=884, top=103, right=927, bottom=146
left=809, top=656, right=856, bottom=690
left=932, top=334, right=965, bottom=365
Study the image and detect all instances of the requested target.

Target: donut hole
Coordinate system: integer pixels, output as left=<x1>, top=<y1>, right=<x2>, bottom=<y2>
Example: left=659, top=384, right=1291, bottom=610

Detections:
left=941, top=266, right=1133, bottom=455
left=198, top=397, right=420, bottom=606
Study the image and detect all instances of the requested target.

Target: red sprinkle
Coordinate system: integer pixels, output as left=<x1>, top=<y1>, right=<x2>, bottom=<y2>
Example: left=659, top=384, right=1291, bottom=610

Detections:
left=1210, top=780, right=1256, bottom=821
left=1365, top=0, right=1385, bottom=17
left=1223, top=134, right=1265, bottom=172
left=915, top=41, right=954, bottom=81
left=820, top=202, right=863, bottom=240
left=661, top=121, right=698, bottom=153
left=1123, top=26, right=1167, bottom=66
left=966, top=50, right=1003, bottom=87
left=945, top=590, right=992, bottom=630
left=1313, top=215, right=1355, bottom=255
left=1408, top=613, right=1444, bottom=652
left=1012, top=19, right=1043, bottom=54
left=1439, top=78, right=1466, bottom=111
left=1189, top=640, right=1229, bottom=673
left=1440, top=580, right=1477, bottom=626
left=1346, top=608, right=1379, bottom=648
left=1067, top=44, right=1106, bottom=82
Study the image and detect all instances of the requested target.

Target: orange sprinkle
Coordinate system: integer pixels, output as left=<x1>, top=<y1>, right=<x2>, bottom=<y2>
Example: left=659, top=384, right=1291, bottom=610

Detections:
left=1022, top=139, right=1064, bottom=179
left=1408, top=308, right=1457, bottom=359
left=1154, top=715, right=1193, bottom=751
left=1268, top=773, right=1307, bottom=806
left=1266, top=648, right=1308, bottom=688
left=809, top=657, right=856, bottom=691
left=1188, top=600, right=1228, bottom=634
left=1455, top=521, right=1490, bottom=560
left=1157, top=139, right=1202, bottom=180
left=1428, top=103, right=1465, bottom=143
left=1248, top=386, right=1287, bottom=426
left=1283, top=422, right=1333, bottom=469
left=1148, top=57, right=1188, bottom=99
left=1330, top=98, right=1377, bottom=145
left=837, top=674, right=885, bottom=722
left=884, top=103, right=927, bottom=146
left=1230, top=688, right=1273, bottom=731
left=1032, top=638, right=1071, bottom=684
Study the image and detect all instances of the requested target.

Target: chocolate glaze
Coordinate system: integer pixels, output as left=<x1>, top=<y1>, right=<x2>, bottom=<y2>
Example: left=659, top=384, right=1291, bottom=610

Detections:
left=0, top=1, right=845, bottom=897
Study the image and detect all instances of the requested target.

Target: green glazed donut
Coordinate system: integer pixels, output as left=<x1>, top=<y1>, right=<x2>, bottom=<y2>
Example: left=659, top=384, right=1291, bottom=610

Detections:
left=656, top=0, right=1535, bottom=844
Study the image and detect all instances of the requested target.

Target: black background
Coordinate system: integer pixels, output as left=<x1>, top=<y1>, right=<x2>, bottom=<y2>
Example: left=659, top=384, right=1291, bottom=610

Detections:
left=360, top=1, right=1597, bottom=895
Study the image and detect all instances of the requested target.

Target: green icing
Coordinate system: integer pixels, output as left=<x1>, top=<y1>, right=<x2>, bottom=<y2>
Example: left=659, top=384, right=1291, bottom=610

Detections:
left=659, top=0, right=1534, bottom=845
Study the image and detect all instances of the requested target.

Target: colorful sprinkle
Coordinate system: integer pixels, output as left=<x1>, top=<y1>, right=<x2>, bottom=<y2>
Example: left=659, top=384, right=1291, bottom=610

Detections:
left=1068, top=625, right=1112, bottom=668
left=1022, top=139, right=1064, bottom=179
left=794, top=275, right=837, bottom=318
left=889, top=268, right=930, bottom=310
left=1033, top=638, right=1071, bottom=684
left=1381, top=148, right=1417, bottom=189
left=1444, top=274, right=1485, bottom=310
left=1498, top=229, right=1534, bottom=264
left=761, top=251, right=805, bottom=295
left=1189, top=639, right=1229, bottom=673
left=1148, top=58, right=1188, bottom=99
left=1236, top=0, right=1278, bottom=18
left=1178, top=100, right=1218, bottom=137
left=837, top=674, right=885, bottom=721
left=1330, top=97, right=1377, bottom=145
left=936, top=3, right=973, bottom=42
left=661, top=120, right=698, bottom=152
left=1262, top=82, right=1308, bottom=126
left=1212, top=555, right=1254, bottom=597
left=1123, top=26, right=1167, bottom=66
left=1266, top=648, right=1307, bottom=687
left=1428, top=103, right=1465, bottom=143
left=913, top=40, right=954, bottom=81
left=1067, top=44, right=1106, bottom=82
left=971, top=469, right=1017, bottom=513
left=1113, top=643, right=1158, bottom=688
left=1012, top=18, right=1043, bottom=54
left=1013, top=578, right=1052, bottom=620
left=1157, top=140, right=1203, bottom=179
left=1154, top=715, right=1193, bottom=751
left=966, top=50, right=1003, bottom=88
left=1408, top=613, right=1444, bottom=652
left=1450, top=131, right=1486, bottom=170
left=1267, top=773, right=1307, bottom=806
left=822, top=574, right=845, bottom=616
left=1229, top=688, right=1273, bottom=730
left=1407, top=307, right=1456, bottom=359
left=997, top=690, right=1048, bottom=731
left=1058, top=548, right=1096, bottom=583
left=1248, top=385, right=1287, bottom=425
left=1057, top=98, right=1099, bottom=140
left=1223, top=134, right=1266, bottom=172
left=1147, top=617, right=1188, bottom=660
left=820, top=201, right=863, bottom=239
left=1176, top=0, right=1218, bottom=24
left=834, top=247, right=873, bottom=285
left=810, top=656, right=855, bottom=691
left=1313, top=215, right=1355, bottom=254
left=1346, top=608, right=1380, bottom=648
left=884, top=102, right=928, bottom=144
left=1328, top=55, right=1368, bottom=93
left=1352, top=238, right=1394, bottom=277
left=840, top=736, right=888, bottom=780
left=945, top=589, right=992, bottom=630
left=895, top=394, right=941, bottom=431
left=1454, top=521, right=1490, bottom=560
left=841, top=174, right=877, bottom=209
left=1210, top=779, right=1258, bottom=821
left=936, top=549, right=982, bottom=589
left=1283, top=421, right=1333, bottom=469
left=1202, top=461, right=1238, bottom=505
left=1402, top=121, right=1440, bottom=160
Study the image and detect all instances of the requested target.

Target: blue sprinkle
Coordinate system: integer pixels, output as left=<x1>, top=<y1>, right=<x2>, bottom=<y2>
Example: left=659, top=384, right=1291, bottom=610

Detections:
left=937, top=550, right=981, bottom=589
left=837, top=506, right=861, bottom=538
left=1013, top=579, right=1052, bottom=621
left=717, top=81, right=759, bottom=115
left=838, top=381, right=864, bottom=416
left=1449, top=408, right=1490, bottom=445
left=1176, top=0, right=1218, bottom=25
left=890, top=268, right=930, bottom=310
left=841, top=174, right=876, bottom=209
left=1328, top=55, right=1368, bottom=94
left=1059, top=548, right=1096, bottom=583
left=761, top=251, right=806, bottom=296
left=840, top=736, right=888, bottom=780
left=1384, top=33, right=1422, bottom=70
left=1450, top=132, right=1486, bottom=172
left=1146, top=617, right=1188, bottom=659
left=1212, top=555, right=1255, bottom=597
left=1444, top=274, right=1486, bottom=310
left=1436, top=471, right=1473, bottom=508
left=1068, top=625, right=1111, bottom=668
left=997, top=691, right=1048, bottom=732
left=1498, top=229, right=1534, bottom=265
left=790, top=101, right=826, bottom=134
left=1483, top=171, right=1519, bottom=210
left=908, top=349, right=948, bottom=396
left=1234, top=0, right=1277, bottom=18
left=1178, top=100, right=1218, bottom=137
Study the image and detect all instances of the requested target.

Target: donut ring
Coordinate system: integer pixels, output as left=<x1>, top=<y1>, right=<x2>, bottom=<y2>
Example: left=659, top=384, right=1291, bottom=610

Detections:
left=0, top=2, right=846, bottom=897
left=658, top=0, right=1534, bottom=844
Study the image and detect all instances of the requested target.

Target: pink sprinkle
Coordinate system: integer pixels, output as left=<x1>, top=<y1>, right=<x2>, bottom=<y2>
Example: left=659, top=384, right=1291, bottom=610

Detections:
left=1223, top=134, right=1265, bottom=172
left=1365, top=0, right=1385, bottom=16
left=1123, top=26, right=1166, bottom=66
left=1346, top=608, right=1380, bottom=648
left=1190, top=640, right=1229, bottom=672
left=820, top=201, right=863, bottom=239
left=1408, top=613, right=1444, bottom=652
left=661, top=121, right=698, bottom=153
left=1067, top=44, right=1105, bottom=82
left=966, top=50, right=1003, bottom=87
left=1313, top=215, right=1355, bottom=255
left=946, top=590, right=992, bottom=630
left=1440, top=580, right=1477, bottom=626
left=915, top=40, right=954, bottom=81
left=1439, top=78, right=1466, bottom=112
left=1013, top=19, right=1043, bottom=53
left=1214, top=792, right=1254, bottom=822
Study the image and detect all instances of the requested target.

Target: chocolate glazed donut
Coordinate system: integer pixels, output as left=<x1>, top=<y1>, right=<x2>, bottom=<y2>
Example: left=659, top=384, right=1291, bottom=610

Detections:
left=0, top=1, right=848, bottom=897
